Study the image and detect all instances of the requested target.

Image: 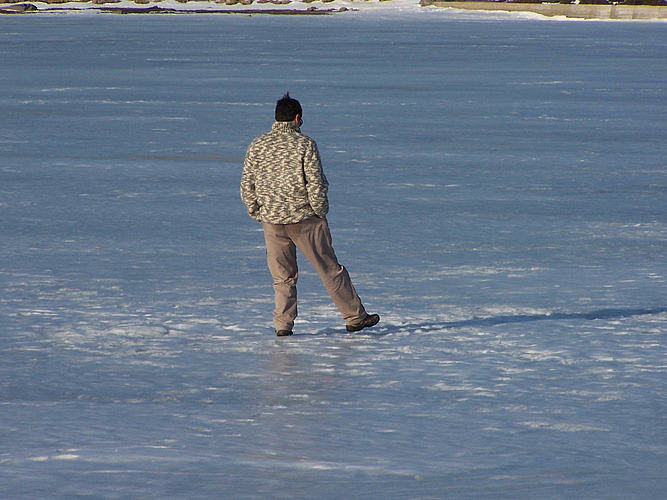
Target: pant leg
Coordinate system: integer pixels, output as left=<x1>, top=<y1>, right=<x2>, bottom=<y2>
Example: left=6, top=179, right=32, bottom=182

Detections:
left=262, top=222, right=299, bottom=331
left=287, top=217, right=367, bottom=325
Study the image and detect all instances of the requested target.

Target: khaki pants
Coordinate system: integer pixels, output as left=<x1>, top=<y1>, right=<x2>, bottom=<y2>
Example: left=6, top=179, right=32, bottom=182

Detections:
left=261, top=216, right=367, bottom=331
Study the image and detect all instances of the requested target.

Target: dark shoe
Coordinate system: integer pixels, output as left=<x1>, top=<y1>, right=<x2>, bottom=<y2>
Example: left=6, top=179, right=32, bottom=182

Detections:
left=346, top=314, right=380, bottom=333
left=276, top=329, right=293, bottom=337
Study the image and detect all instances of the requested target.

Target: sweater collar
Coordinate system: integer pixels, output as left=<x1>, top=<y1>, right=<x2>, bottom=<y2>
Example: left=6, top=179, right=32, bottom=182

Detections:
left=272, top=121, right=301, bottom=134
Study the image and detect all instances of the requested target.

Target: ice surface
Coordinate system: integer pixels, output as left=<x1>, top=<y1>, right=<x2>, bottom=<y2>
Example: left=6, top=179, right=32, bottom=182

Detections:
left=2, top=10, right=667, bottom=500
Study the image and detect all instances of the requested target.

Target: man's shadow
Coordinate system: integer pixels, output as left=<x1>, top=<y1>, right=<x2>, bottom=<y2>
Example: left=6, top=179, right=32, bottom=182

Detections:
left=314, top=307, right=667, bottom=336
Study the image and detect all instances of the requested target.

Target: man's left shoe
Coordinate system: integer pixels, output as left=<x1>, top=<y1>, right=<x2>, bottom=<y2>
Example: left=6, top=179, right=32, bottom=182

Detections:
left=346, top=314, right=380, bottom=333
left=276, top=329, right=293, bottom=337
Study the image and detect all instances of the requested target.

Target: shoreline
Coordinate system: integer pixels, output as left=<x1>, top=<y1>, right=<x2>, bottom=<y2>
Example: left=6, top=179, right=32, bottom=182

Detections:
left=420, top=0, right=667, bottom=19
left=1, top=0, right=358, bottom=14
left=2, top=0, right=667, bottom=16
left=37, top=5, right=343, bottom=12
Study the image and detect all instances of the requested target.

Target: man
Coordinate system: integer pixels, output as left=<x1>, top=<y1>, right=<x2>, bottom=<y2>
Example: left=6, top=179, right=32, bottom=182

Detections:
left=241, top=93, right=379, bottom=337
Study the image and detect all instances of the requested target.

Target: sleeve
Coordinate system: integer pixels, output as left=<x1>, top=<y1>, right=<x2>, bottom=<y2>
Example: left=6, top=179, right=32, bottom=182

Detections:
left=303, top=139, right=329, bottom=218
left=240, top=145, right=261, bottom=221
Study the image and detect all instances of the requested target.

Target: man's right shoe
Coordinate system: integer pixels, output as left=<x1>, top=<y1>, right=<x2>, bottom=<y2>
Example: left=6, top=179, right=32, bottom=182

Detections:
left=346, top=314, right=380, bottom=333
left=276, top=329, right=293, bottom=337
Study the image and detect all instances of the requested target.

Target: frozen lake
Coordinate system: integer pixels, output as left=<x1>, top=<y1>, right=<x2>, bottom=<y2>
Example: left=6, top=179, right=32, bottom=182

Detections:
left=2, top=8, right=667, bottom=499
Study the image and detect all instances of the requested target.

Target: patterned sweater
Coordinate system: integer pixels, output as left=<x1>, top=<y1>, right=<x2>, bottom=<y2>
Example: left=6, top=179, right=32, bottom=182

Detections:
left=241, top=121, right=329, bottom=225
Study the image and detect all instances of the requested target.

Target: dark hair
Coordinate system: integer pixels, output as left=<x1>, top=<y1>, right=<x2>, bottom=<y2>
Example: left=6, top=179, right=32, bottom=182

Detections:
left=275, top=92, right=302, bottom=122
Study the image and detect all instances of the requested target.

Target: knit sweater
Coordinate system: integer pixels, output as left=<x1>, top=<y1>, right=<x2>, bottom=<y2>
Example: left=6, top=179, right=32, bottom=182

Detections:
left=241, top=121, right=329, bottom=225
